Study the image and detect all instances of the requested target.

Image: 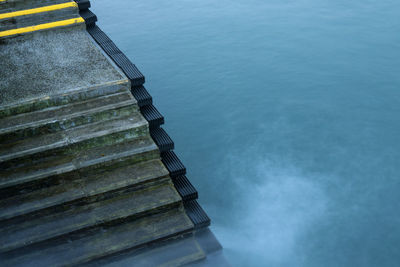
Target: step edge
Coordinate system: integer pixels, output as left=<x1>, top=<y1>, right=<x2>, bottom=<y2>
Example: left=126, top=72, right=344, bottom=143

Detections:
left=0, top=95, right=136, bottom=135
left=0, top=167, right=170, bottom=222
left=0, top=117, right=148, bottom=163
left=0, top=141, right=159, bottom=189
left=0, top=79, right=131, bottom=119
left=0, top=183, right=181, bottom=253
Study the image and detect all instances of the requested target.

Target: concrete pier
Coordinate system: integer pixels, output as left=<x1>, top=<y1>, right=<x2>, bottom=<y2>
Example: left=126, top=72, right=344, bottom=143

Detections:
left=0, top=0, right=226, bottom=266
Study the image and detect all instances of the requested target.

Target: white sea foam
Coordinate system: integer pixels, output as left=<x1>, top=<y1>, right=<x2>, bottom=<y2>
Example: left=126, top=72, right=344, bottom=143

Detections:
left=214, top=156, right=328, bottom=267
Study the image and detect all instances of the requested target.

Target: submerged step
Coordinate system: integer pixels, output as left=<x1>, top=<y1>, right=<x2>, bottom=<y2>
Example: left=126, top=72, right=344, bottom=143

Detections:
left=92, top=233, right=206, bottom=267
left=0, top=159, right=169, bottom=222
left=1, top=207, right=194, bottom=266
left=0, top=181, right=181, bottom=253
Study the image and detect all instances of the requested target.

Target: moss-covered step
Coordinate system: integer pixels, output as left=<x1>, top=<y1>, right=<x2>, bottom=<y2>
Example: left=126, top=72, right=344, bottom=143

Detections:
left=0, top=109, right=148, bottom=165
left=0, top=180, right=182, bottom=253
left=0, top=159, right=169, bottom=222
left=0, top=134, right=159, bottom=190
left=0, top=80, right=130, bottom=120
left=0, top=90, right=137, bottom=143
left=1, top=206, right=194, bottom=266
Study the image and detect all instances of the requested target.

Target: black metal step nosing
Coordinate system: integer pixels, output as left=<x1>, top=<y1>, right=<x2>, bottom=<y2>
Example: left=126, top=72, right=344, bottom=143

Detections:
left=79, top=9, right=97, bottom=26
left=110, top=53, right=145, bottom=86
left=141, top=104, right=164, bottom=129
left=150, top=127, right=174, bottom=153
left=161, top=151, right=186, bottom=177
left=87, top=27, right=121, bottom=56
left=173, top=175, right=198, bottom=201
left=83, top=20, right=209, bottom=228
left=87, top=27, right=114, bottom=48
left=86, top=25, right=105, bottom=37
left=184, top=200, right=210, bottom=229
left=75, top=0, right=91, bottom=10
left=131, top=86, right=152, bottom=107
left=85, top=24, right=145, bottom=86
left=100, top=41, right=122, bottom=56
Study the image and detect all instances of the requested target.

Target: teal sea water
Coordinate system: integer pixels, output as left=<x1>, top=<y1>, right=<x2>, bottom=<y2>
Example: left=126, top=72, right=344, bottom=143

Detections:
left=92, top=1, right=400, bottom=266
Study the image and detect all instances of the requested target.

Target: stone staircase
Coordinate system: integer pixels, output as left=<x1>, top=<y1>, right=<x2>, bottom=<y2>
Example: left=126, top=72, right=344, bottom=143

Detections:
left=0, top=85, right=201, bottom=265
left=0, top=0, right=84, bottom=38
left=0, top=0, right=222, bottom=266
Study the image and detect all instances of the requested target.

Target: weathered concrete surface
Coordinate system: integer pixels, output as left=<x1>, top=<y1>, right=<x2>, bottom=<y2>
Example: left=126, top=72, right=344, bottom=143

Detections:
left=0, top=2, right=209, bottom=266
left=94, top=228, right=228, bottom=267
left=0, top=24, right=127, bottom=107
left=1, top=207, right=194, bottom=266
left=0, top=180, right=181, bottom=253
left=0, top=134, right=159, bottom=189
left=0, top=0, right=72, bottom=13
left=0, top=6, right=79, bottom=31
left=96, top=234, right=206, bottom=267
left=0, top=159, right=169, bottom=221
left=0, top=90, right=136, bottom=142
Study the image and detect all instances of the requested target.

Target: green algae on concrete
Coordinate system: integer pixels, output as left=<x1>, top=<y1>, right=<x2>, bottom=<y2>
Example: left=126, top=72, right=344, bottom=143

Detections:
left=0, top=2, right=209, bottom=265
left=0, top=180, right=182, bottom=253
left=0, top=159, right=170, bottom=221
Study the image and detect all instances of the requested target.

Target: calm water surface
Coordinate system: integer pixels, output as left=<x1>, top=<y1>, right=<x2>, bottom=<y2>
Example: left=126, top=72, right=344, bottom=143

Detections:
left=92, top=1, right=400, bottom=266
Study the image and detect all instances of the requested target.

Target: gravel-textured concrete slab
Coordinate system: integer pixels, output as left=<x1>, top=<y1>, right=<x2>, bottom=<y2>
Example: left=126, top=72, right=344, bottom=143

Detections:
left=0, top=24, right=128, bottom=107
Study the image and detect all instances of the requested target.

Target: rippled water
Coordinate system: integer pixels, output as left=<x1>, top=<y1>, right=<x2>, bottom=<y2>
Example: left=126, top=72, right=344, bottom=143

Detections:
left=92, top=1, right=400, bottom=266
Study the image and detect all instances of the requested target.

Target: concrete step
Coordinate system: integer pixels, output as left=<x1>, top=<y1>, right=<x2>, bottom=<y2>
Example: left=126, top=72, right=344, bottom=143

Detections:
left=1, top=206, right=194, bottom=266
left=0, top=2, right=80, bottom=32
left=0, top=80, right=129, bottom=119
left=0, top=110, right=148, bottom=166
left=0, top=159, right=169, bottom=222
left=0, top=135, right=159, bottom=191
left=0, top=0, right=72, bottom=13
left=0, top=91, right=137, bottom=143
left=0, top=180, right=181, bottom=253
